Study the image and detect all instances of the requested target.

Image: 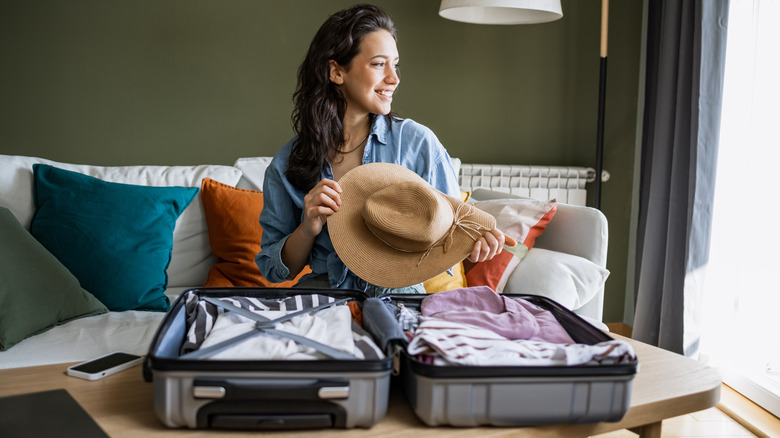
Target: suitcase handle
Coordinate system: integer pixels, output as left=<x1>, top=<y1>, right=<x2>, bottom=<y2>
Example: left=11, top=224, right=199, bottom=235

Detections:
left=209, top=413, right=334, bottom=429
left=193, top=377, right=350, bottom=401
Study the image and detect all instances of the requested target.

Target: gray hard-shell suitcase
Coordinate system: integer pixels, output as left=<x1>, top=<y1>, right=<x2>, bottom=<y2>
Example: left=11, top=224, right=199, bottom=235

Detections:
left=390, top=293, right=638, bottom=427
left=143, top=288, right=400, bottom=430
left=145, top=288, right=636, bottom=430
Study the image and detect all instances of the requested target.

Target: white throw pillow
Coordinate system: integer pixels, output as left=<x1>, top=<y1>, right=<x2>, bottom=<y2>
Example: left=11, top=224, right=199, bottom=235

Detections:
left=504, top=247, right=609, bottom=311
left=233, top=156, right=273, bottom=191
left=0, top=154, right=242, bottom=287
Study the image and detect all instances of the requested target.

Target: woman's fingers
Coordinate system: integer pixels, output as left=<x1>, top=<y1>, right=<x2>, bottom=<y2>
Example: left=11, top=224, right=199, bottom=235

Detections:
left=467, top=228, right=516, bottom=263
left=301, top=179, right=343, bottom=236
left=504, top=233, right=517, bottom=247
left=483, top=229, right=503, bottom=259
left=468, top=240, right=483, bottom=263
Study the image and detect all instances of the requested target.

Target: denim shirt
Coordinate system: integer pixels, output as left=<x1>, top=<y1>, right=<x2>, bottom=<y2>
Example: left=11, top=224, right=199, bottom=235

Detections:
left=255, top=116, right=460, bottom=293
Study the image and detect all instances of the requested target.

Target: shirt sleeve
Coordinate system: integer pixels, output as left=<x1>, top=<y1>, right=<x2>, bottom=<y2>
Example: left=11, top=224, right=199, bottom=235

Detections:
left=255, top=157, right=297, bottom=283
left=412, top=121, right=461, bottom=198
left=428, top=145, right=461, bottom=198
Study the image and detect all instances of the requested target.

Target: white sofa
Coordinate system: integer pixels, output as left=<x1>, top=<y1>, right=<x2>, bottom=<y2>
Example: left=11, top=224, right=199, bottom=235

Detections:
left=0, top=154, right=609, bottom=369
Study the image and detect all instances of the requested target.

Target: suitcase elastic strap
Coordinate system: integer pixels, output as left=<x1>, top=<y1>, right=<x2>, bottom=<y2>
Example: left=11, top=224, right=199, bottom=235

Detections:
left=182, top=297, right=355, bottom=360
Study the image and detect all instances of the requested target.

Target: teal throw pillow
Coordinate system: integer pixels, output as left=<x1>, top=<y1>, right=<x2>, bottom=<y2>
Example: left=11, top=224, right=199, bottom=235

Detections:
left=30, top=164, right=198, bottom=311
left=0, top=207, right=108, bottom=350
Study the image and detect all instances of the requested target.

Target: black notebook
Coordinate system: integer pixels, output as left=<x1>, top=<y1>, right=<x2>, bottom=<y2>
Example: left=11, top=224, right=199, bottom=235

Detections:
left=0, top=389, right=108, bottom=438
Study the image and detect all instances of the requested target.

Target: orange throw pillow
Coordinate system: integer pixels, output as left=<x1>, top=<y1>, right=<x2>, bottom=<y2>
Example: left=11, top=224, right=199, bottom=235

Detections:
left=464, top=198, right=557, bottom=293
left=463, top=249, right=520, bottom=293
left=200, top=178, right=310, bottom=287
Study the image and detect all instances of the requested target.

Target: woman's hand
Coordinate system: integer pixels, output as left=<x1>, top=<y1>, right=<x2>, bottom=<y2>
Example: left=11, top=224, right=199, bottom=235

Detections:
left=282, top=178, right=342, bottom=276
left=301, top=178, right=342, bottom=237
left=467, top=228, right=517, bottom=263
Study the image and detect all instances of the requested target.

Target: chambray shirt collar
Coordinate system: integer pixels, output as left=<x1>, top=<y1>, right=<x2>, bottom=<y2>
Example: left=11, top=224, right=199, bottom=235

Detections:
left=371, top=115, right=390, bottom=145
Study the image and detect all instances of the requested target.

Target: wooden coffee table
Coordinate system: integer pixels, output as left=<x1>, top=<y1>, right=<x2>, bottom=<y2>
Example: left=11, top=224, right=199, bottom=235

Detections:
left=0, top=335, right=720, bottom=438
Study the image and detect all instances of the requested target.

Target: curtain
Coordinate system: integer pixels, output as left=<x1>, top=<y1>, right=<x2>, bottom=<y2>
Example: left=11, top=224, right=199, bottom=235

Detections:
left=633, top=0, right=729, bottom=355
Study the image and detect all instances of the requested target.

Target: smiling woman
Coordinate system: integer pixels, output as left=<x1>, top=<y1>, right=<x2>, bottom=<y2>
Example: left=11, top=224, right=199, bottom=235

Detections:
left=287, top=4, right=402, bottom=193
left=254, top=3, right=511, bottom=299
left=327, top=29, right=400, bottom=140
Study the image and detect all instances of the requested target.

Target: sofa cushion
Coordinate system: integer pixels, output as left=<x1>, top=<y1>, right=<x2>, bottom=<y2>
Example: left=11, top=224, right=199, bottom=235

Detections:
left=463, top=197, right=557, bottom=292
left=463, top=249, right=520, bottom=293
left=200, top=178, right=310, bottom=287
left=0, top=154, right=243, bottom=287
left=506, top=248, right=609, bottom=310
left=30, top=164, right=198, bottom=311
left=423, top=262, right=468, bottom=293
left=0, top=207, right=108, bottom=351
left=233, top=156, right=273, bottom=191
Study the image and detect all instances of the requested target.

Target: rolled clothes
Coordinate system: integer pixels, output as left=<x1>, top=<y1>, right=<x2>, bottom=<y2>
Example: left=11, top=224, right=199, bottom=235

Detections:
left=361, top=297, right=407, bottom=351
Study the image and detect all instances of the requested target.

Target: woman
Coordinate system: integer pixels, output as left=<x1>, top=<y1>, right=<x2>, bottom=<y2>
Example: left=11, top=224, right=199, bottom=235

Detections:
left=256, top=4, right=511, bottom=295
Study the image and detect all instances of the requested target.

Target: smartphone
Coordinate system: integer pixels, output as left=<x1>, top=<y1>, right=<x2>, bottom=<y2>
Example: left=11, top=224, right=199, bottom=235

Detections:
left=66, top=352, right=143, bottom=381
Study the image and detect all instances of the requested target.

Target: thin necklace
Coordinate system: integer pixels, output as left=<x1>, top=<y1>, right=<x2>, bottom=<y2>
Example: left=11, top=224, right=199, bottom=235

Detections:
left=339, top=133, right=370, bottom=154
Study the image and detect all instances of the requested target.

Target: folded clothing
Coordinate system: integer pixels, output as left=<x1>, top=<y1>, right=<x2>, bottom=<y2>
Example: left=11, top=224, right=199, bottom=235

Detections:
left=407, top=317, right=635, bottom=366
left=406, top=286, right=636, bottom=366
left=420, top=286, right=574, bottom=344
left=180, top=294, right=384, bottom=360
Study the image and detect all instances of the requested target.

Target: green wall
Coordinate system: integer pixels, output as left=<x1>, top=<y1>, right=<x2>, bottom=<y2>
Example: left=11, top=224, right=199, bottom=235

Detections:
left=0, top=0, right=644, bottom=324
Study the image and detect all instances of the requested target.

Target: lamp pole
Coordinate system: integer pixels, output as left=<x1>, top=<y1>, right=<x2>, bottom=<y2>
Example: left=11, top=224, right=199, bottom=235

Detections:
left=594, top=0, right=608, bottom=210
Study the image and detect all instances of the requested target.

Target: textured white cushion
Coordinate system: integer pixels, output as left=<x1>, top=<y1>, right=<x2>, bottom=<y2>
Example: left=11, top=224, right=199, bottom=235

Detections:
left=233, top=156, right=273, bottom=191
left=504, top=248, right=609, bottom=311
left=0, top=154, right=242, bottom=287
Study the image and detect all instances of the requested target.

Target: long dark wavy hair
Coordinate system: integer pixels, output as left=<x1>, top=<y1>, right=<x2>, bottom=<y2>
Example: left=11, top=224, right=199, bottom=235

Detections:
left=287, top=4, right=397, bottom=192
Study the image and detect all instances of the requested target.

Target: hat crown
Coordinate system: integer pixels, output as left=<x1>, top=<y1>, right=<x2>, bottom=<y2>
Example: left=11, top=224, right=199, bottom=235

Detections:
left=362, top=181, right=454, bottom=253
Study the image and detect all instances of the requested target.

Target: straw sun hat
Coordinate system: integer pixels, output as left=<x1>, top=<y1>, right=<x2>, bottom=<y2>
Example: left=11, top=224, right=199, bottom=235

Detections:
left=328, top=162, right=496, bottom=288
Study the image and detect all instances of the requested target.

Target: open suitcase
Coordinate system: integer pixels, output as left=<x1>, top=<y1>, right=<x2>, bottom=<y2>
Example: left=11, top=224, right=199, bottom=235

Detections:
left=391, top=293, right=637, bottom=426
left=144, top=287, right=637, bottom=430
left=143, top=288, right=397, bottom=429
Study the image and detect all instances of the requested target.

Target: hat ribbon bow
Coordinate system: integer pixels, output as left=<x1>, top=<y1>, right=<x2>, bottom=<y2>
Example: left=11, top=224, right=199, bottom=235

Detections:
left=411, top=203, right=489, bottom=267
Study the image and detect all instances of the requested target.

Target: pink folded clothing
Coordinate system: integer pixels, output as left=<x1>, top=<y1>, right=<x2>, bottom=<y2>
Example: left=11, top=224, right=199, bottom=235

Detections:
left=420, top=286, right=574, bottom=344
left=407, top=318, right=635, bottom=367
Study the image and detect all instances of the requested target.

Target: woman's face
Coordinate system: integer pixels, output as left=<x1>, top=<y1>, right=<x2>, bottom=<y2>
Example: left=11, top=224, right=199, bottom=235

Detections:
left=331, top=30, right=400, bottom=118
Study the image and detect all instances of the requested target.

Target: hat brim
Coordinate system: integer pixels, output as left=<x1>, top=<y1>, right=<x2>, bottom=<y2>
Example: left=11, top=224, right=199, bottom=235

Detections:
left=328, top=163, right=496, bottom=288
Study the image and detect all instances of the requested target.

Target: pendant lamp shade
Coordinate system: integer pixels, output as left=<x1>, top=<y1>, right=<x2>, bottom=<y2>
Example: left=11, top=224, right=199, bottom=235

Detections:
left=439, top=0, right=563, bottom=25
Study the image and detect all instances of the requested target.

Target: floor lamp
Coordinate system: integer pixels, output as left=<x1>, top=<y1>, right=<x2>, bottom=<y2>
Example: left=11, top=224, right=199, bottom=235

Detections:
left=439, top=0, right=609, bottom=209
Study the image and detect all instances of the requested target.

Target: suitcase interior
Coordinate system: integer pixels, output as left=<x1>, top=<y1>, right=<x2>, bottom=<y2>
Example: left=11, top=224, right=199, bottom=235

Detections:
left=144, top=288, right=637, bottom=429
left=388, top=293, right=638, bottom=426
left=144, top=287, right=395, bottom=430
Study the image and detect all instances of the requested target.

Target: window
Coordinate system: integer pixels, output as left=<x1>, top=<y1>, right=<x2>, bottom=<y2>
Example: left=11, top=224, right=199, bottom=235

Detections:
left=700, top=0, right=780, bottom=417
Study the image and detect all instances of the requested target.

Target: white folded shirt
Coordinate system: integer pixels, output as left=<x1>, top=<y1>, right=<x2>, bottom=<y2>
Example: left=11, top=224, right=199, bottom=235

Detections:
left=199, top=306, right=359, bottom=360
